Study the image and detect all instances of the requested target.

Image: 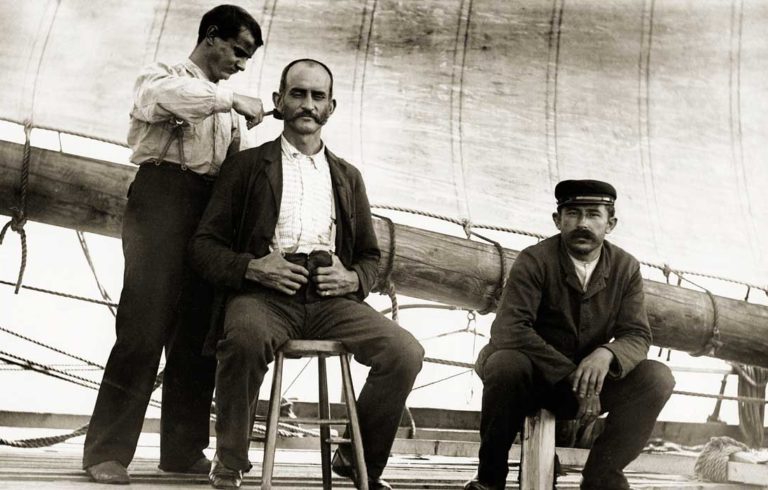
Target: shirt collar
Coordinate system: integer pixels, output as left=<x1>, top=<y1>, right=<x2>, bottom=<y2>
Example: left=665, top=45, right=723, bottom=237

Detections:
left=280, top=134, right=326, bottom=161
left=184, top=58, right=214, bottom=82
left=568, top=248, right=602, bottom=267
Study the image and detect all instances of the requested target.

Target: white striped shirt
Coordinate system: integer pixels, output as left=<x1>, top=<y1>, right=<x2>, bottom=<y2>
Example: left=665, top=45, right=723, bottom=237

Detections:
left=272, top=135, right=335, bottom=254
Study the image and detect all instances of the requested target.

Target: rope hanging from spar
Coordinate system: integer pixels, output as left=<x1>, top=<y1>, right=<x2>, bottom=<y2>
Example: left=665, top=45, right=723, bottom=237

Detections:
left=467, top=227, right=507, bottom=315
left=0, top=123, right=32, bottom=294
left=371, top=213, right=399, bottom=322
left=662, top=271, right=722, bottom=358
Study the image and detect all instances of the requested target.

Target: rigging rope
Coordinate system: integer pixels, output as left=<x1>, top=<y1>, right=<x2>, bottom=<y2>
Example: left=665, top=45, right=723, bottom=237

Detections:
left=733, top=364, right=768, bottom=447
left=0, top=279, right=118, bottom=307
left=371, top=213, right=399, bottom=322
left=0, top=325, right=103, bottom=369
left=76, top=231, right=116, bottom=317
left=0, top=123, right=31, bottom=294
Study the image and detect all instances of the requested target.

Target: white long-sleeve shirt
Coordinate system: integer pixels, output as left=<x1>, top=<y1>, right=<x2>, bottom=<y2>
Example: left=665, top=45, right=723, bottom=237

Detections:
left=127, top=59, right=240, bottom=176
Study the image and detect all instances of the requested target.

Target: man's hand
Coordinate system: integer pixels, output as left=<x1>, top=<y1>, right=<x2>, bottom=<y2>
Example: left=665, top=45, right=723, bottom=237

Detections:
left=314, top=255, right=360, bottom=297
left=569, top=347, right=614, bottom=400
left=575, top=393, right=601, bottom=426
left=245, top=250, right=308, bottom=295
left=233, top=93, right=265, bottom=129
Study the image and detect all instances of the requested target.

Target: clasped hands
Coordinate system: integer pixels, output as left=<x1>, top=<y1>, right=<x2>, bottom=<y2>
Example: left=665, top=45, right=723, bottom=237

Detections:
left=245, top=250, right=359, bottom=296
left=568, top=347, right=614, bottom=425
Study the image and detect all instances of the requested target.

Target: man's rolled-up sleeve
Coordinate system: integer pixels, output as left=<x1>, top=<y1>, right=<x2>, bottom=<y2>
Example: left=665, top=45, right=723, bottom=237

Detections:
left=488, top=250, right=577, bottom=385
left=132, top=63, right=234, bottom=125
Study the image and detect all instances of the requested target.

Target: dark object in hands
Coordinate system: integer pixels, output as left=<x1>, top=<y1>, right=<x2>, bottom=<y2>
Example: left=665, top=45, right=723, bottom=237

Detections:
left=306, top=250, right=333, bottom=302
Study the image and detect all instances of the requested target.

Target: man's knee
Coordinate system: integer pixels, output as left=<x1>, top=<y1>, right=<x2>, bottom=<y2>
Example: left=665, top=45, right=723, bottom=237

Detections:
left=633, top=360, right=676, bottom=400
left=389, top=329, right=425, bottom=378
left=218, top=318, right=273, bottom=367
left=481, top=349, right=534, bottom=390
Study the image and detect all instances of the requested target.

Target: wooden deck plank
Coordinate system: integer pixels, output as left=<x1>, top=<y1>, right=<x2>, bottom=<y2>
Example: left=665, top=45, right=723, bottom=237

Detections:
left=0, top=436, right=760, bottom=489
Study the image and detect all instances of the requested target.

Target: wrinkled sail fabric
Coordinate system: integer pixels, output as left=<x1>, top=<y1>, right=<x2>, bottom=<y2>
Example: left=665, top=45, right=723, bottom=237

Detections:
left=1, top=0, right=766, bottom=284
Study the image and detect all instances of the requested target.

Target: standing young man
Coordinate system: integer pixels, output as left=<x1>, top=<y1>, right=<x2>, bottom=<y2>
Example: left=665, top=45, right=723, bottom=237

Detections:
left=190, top=59, right=424, bottom=489
left=84, top=5, right=266, bottom=484
left=465, top=180, right=675, bottom=490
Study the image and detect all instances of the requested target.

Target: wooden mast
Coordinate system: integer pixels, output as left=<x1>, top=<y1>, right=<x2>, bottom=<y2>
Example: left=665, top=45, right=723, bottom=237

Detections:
left=2, top=140, right=768, bottom=368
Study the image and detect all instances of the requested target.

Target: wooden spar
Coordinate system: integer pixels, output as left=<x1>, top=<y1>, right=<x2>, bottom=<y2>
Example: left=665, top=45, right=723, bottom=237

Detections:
left=2, top=140, right=768, bottom=368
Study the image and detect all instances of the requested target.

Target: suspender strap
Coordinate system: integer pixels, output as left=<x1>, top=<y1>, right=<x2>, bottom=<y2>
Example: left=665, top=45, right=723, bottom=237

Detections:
left=156, top=118, right=187, bottom=169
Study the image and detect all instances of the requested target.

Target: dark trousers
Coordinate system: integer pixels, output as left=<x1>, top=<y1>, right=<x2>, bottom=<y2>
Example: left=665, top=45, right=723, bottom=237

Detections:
left=215, top=287, right=425, bottom=479
left=83, top=164, right=216, bottom=470
left=476, top=350, right=674, bottom=489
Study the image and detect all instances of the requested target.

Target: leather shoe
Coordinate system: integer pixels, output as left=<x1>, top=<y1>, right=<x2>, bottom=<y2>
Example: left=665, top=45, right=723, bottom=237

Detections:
left=85, top=460, right=130, bottom=484
left=463, top=476, right=502, bottom=490
left=159, top=456, right=212, bottom=474
left=208, top=454, right=243, bottom=489
left=331, top=448, right=392, bottom=489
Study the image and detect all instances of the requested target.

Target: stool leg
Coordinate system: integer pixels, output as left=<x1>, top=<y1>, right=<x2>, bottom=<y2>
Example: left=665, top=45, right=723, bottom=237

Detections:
left=340, top=354, right=368, bottom=490
left=261, top=352, right=285, bottom=490
left=521, top=409, right=555, bottom=490
left=318, top=355, right=332, bottom=490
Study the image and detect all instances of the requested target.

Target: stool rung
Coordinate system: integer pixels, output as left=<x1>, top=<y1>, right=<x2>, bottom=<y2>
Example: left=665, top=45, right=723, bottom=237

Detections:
left=326, top=437, right=352, bottom=445
left=285, top=417, right=348, bottom=425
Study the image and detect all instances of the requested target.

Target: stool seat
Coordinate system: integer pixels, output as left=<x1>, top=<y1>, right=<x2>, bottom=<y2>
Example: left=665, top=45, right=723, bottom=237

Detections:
left=259, top=340, right=368, bottom=490
left=280, top=339, right=348, bottom=356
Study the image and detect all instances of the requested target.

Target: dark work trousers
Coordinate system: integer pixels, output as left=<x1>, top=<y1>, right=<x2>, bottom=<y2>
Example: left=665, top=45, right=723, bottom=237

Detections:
left=214, top=286, right=425, bottom=479
left=83, top=164, right=217, bottom=470
left=476, top=349, right=674, bottom=489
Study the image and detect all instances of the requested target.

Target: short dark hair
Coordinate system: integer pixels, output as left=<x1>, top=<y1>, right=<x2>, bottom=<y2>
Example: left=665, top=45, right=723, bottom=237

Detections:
left=197, top=5, right=263, bottom=47
left=278, top=59, right=334, bottom=98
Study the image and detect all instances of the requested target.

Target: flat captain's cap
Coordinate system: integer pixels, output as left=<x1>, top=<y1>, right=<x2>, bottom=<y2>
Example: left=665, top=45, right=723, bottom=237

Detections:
left=555, top=179, right=617, bottom=208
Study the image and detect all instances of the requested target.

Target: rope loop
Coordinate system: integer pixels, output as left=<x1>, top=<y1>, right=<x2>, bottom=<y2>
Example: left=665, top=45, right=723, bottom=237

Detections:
left=371, top=213, right=399, bottom=322
left=690, top=289, right=722, bottom=358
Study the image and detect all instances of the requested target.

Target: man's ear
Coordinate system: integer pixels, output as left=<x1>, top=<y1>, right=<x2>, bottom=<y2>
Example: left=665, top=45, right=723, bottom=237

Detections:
left=329, top=98, right=337, bottom=114
left=205, top=25, right=219, bottom=45
left=552, top=211, right=562, bottom=231
left=272, top=91, right=281, bottom=110
left=606, top=216, right=618, bottom=235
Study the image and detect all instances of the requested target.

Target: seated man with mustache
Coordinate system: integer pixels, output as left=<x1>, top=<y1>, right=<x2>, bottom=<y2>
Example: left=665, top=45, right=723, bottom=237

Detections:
left=190, top=58, right=424, bottom=489
left=465, top=180, right=675, bottom=490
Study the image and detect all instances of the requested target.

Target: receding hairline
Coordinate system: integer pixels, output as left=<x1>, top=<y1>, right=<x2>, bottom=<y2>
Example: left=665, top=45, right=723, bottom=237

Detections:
left=280, top=59, right=334, bottom=95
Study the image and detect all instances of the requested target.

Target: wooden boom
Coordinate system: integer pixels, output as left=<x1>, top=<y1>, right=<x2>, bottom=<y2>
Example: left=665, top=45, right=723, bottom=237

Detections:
left=2, top=140, right=767, bottom=368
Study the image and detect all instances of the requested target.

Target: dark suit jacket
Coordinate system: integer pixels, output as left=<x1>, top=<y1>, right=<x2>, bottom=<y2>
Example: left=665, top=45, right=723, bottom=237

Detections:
left=189, top=137, right=381, bottom=349
left=476, top=235, right=652, bottom=386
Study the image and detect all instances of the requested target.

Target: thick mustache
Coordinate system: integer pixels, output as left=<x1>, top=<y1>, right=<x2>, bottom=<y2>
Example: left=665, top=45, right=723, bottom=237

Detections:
left=569, top=229, right=596, bottom=240
left=290, top=111, right=321, bottom=123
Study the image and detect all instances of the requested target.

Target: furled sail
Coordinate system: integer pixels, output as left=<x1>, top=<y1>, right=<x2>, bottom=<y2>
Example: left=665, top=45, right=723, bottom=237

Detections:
left=1, top=0, right=766, bottom=286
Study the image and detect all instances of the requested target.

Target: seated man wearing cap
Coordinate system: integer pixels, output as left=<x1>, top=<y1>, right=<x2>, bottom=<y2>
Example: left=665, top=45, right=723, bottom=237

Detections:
left=465, top=180, right=675, bottom=490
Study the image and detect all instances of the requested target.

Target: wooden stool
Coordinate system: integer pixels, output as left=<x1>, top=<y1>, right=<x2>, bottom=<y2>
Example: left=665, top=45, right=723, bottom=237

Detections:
left=258, top=340, right=368, bottom=490
left=520, top=409, right=556, bottom=490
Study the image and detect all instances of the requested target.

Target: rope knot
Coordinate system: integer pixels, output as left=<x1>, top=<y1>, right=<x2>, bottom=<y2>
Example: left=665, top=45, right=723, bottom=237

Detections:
left=661, top=263, right=673, bottom=281
left=8, top=206, right=27, bottom=232
left=461, top=218, right=473, bottom=239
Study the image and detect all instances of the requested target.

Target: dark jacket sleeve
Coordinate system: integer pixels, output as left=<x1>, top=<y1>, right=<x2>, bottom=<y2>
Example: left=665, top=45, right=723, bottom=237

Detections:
left=348, top=169, right=381, bottom=301
left=189, top=153, right=255, bottom=290
left=487, top=250, right=577, bottom=385
left=600, top=260, right=652, bottom=379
